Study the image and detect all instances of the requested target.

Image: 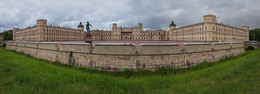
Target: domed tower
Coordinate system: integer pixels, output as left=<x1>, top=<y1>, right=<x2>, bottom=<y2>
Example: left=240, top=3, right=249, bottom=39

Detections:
left=169, top=21, right=176, bottom=31
left=169, top=21, right=176, bottom=41
left=77, top=22, right=84, bottom=31
left=203, top=14, right=217, bottom=23
left=77, top=22, right=85, bottom=40
left=36, top=19, right=47, bottom=26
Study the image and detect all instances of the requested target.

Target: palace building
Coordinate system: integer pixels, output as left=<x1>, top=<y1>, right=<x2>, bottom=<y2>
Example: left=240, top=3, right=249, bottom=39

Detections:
left=13, top=14, right=249, bottom=42
left=169, top=14, right=249, bottom=42
left=88, top=23, right=169, bottom=41
left=88, top=14, right=249, bottom=42
left=13, top=19, right=85, bottom=41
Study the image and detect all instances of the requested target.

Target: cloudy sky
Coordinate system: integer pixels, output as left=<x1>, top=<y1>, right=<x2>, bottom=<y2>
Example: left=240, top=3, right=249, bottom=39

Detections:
left=0, top=0, right=260, bottom=32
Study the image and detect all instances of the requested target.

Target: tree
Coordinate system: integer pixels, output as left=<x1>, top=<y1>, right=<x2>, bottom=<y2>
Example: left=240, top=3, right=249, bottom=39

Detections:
left=0, top=30, right=13, bottom=41
left=249, top=29, right=260, bottom=42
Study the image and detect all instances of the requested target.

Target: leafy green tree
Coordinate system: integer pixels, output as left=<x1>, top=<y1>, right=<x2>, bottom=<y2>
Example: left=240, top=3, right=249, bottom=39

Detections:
left=249, top=29, right=260, bottom=42
left=0, top=30, right=13, bottom=41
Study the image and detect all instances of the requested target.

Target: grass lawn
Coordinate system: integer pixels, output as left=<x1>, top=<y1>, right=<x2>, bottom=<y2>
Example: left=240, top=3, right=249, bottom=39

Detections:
left=0, top=47, right=259, bottom=93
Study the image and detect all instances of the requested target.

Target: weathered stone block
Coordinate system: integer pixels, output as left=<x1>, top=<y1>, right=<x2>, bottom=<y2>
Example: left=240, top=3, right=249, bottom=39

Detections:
left=93, top=43, right=136, bottom=55
left=184, top=43, right=212, bottom=52
left=38, top=42, right=58, bottom=50
left=213, top=43, right=231, bottom=50
left=140, top=43, right=180, bottom=54
left=59, top=43, right=90, bottom=53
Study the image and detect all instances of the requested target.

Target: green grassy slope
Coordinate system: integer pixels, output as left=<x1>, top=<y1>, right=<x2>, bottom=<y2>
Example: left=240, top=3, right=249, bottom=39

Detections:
left=0, top=47, right=259, bottom=94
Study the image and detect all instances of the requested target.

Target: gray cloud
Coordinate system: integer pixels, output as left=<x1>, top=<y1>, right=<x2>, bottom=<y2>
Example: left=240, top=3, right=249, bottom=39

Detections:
left=0, top=0, right=260, bottom=32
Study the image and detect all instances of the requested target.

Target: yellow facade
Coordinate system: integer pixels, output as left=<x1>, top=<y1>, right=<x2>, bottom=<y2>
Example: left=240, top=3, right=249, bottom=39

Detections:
left=169, top=14, right=249, bottom=42
left=13, top=19, right=85, bottom=41
left=13, top=14, right=249, bottom=42
left=89, top=14, right=249, bottom=42
left=89, top=23, right=169, bottom=41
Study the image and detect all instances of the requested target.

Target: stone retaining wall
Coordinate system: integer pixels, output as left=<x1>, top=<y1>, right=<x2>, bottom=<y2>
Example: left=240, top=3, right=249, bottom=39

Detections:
left=5, top=41, right=245, bottom=71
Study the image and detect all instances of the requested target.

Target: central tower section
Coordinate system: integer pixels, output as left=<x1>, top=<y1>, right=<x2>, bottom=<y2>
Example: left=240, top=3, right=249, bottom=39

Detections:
left=112, top=23, right=143, bottom=40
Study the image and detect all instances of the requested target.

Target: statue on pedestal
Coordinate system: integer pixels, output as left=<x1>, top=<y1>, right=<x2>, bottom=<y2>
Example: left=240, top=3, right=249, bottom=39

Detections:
left=86, top=21, right=92, bottom=32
